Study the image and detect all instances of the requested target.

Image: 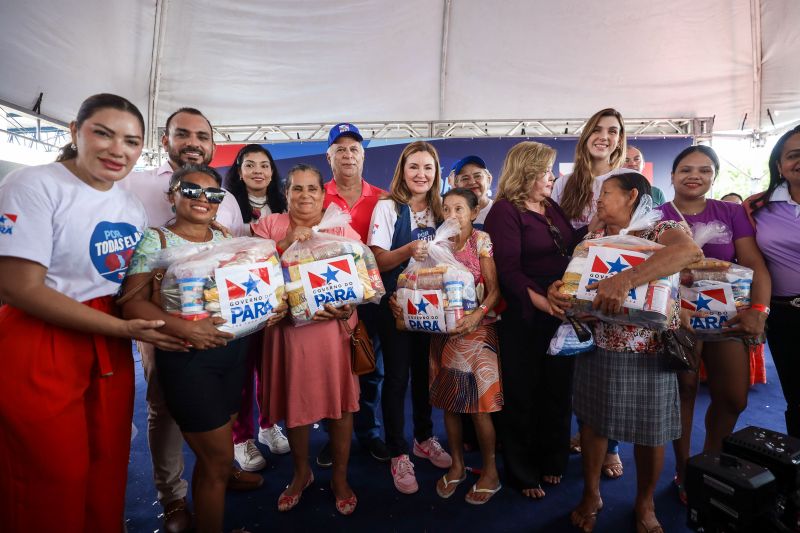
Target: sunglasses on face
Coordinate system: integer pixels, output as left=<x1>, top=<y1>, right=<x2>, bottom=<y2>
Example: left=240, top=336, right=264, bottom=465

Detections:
left=177, top=182, right=226, bottom=204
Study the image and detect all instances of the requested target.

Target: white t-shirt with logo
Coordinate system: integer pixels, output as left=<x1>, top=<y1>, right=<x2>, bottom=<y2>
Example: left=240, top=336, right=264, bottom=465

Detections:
left=0, top=162, right=147, bottom=302
left=367, top=198, right=437, bottom=249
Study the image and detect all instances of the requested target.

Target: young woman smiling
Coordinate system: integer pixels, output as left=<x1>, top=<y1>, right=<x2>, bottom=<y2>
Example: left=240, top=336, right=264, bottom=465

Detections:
left=0, top=94, right=182, bottom=532
left=657, top=145, right=771, bottom=503
left=551, top=108, right=628, bottom=229
left=368, top=141, right=452, bottom=494
left=224, top=144, right=291, bottom=472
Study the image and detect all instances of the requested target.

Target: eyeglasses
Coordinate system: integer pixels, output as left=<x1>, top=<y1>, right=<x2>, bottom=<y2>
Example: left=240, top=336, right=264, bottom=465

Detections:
left=455, top=171, right=485, bottom=185
left=544, top=214, right=568, bottom=257
left=177, top=182, right=226, bottom=204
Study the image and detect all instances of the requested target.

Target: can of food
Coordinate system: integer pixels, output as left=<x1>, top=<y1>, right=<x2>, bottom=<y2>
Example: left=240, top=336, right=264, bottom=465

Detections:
left=445, top=306, right=464, bottom=331
left=444, top=280, right=464, bottom=308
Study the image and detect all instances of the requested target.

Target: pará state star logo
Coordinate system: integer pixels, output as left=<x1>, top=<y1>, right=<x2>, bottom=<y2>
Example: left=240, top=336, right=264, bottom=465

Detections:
left=583, top=248, right=648, bottom=301
left=0, top=213, right=18, bottom=235
left=681, top=287, right=731, bottom=313
left=406, top=293, right=440, bottom=315
left=590, top=252, right=646, bottom=275
left=226, top=267, right=272, bottom=299
left=307, top=259, right=352, bottom=288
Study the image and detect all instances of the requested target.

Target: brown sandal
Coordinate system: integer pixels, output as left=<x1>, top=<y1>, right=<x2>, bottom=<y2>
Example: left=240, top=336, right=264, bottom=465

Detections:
left=601, top=457, right=623, bottom=479
left=570, top=504, right=602, bottom=532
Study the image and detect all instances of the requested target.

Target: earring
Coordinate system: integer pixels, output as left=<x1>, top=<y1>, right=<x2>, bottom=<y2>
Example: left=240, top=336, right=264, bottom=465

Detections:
left=70, top=143, right=77, bottom=151
left=171, top=205, right=176, bottom=213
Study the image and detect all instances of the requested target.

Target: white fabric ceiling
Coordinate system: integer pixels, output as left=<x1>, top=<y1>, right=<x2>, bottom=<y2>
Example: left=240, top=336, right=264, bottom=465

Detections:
left=2, top=0, right=798, bottom=142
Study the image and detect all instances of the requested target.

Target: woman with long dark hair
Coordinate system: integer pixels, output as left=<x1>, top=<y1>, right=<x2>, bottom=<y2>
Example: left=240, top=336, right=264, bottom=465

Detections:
left=224, top=143, right=287, bottom=231
left=223, top=144, right=291, bottom=470
left=746, top=125, right=800, bottom=438
left=658, top=145, right=771, bottom=503
left=0, top=93, right=182, bottom=532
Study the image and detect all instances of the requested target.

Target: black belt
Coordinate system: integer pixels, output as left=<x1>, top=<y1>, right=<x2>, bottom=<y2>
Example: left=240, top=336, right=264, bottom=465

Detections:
left=772, top=295, right=800, bottom=308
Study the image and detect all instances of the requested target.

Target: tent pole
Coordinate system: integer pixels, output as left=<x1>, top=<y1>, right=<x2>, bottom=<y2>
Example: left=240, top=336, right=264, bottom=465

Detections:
left=750, top=0, right=762, bottom=134
left=147, top=0, right=170, bottom=152
left=439, top=0, right=452, bottom=120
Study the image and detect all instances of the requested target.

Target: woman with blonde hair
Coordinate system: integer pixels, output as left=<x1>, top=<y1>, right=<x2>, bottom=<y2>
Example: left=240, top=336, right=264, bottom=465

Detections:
left=551, top=108, right=627, bottom=228
left=368, top=141, right=452, bottom=494
left=484, top=141, right=587, bottom=499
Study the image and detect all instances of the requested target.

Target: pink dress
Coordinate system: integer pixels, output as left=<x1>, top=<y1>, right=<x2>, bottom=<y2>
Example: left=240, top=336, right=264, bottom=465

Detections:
left=253, top=213, right=360, bottom=428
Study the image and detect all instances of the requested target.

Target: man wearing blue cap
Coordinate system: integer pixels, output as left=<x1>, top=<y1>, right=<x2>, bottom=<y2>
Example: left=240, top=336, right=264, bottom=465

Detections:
left=449, top=155, right=494, bottom=229
left=317, top=123, right=390, bottom=465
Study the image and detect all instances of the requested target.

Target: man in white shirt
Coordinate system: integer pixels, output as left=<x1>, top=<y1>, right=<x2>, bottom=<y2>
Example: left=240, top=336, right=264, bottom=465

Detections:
left=120, top=108, right=251, bottom=533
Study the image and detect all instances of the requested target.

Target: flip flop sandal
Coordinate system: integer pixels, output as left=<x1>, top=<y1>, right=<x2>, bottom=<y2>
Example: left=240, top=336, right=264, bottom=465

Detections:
left=435, top=472, right=467, bottom=499
left=602, top=459, right=623, bottom=479
left=465, top=483, right=502, bottom=505
left=570, top=505, right=603, bottom=532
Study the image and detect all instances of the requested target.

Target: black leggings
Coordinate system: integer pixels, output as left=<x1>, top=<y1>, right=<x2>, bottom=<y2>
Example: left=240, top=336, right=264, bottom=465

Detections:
left=377, top=300, right=433, bottom=457
left=767, top=300, right=800, bottom=437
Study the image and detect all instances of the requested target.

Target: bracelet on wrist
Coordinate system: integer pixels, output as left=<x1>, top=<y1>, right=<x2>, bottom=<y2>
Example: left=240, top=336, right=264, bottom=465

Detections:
left=478, top=304, right=489, bottom=316
left=750, top=304, right=770, bottom=316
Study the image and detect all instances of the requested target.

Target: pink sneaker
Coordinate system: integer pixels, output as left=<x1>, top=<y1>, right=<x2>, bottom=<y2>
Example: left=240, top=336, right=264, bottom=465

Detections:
left=390, top=455, right=419, bottom=494
left=413, top=437, right=453, bottom=469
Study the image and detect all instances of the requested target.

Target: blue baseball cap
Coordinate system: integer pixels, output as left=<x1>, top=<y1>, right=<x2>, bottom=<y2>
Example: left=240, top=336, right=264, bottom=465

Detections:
left=328, top=123, right=363, bottom=146
left=451, top=155, right=487, bottom=175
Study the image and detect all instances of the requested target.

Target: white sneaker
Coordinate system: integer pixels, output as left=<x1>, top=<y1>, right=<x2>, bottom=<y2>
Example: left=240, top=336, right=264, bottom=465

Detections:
left=258, top=425, right=290, bottom=455
left=234, top=439, right=266, bottom=472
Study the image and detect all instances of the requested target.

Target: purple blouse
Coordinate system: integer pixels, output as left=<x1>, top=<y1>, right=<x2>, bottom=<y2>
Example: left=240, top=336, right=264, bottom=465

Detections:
left=657, top=199, right=754, bottom=262
left=484, top=198, right=586, bottom=322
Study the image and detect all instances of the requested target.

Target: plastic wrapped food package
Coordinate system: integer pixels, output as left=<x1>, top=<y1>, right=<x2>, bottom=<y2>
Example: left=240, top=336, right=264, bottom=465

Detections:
left=676, top=220, right=754, bottom=339
left=395, top=219, right=477, bottom=333
left=558, top=196, right=680, bottom=330
left=679, top=261, right=754, bottom=340
left=280, top=204, right=385, bottom=326
left=152, top=237, right=284, bottom=338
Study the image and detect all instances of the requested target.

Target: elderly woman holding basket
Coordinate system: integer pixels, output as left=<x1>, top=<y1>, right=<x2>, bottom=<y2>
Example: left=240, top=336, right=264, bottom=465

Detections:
left=547, top=172, right=702, bottom=533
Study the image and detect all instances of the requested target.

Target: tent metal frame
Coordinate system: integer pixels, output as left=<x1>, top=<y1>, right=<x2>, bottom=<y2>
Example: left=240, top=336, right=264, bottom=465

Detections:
left=203, top=117, right=715, bottom=145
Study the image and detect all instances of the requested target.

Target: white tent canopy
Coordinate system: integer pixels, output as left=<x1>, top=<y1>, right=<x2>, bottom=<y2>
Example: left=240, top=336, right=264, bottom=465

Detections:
left=2, top=0, right=798, bottom=148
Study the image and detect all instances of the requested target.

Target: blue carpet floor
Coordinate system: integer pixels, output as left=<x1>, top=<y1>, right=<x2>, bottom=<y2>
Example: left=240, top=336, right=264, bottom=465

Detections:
left=125, top=347, right=787, bottom=532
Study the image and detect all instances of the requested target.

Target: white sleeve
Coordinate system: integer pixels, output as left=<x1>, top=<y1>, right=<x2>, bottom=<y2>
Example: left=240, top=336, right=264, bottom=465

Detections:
left=551, top=174, right=568, bottom=204
left=216, top=193, right=246, bottom=236
left=0, top=174, right=54, bottom=268
left=366, top=200, right=397, bottom=250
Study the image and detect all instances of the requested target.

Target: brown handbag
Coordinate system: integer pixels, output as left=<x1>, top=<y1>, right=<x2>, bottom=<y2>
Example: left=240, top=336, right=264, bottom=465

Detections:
left=341, top=319, right=376, bottom=375
left=661, top=328, right=699, bottom=371
left=117, top=228, right=167, bottom=306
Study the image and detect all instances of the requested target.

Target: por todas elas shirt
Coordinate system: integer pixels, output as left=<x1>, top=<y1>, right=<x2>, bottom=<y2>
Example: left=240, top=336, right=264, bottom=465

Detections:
left=0, top=162, right=147, bottom=302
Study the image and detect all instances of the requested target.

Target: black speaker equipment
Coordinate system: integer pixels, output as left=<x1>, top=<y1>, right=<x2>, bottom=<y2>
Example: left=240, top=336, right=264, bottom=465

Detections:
left=723, top=426, right=800, bottom=531
left=686, top=452, right=777, bottom=532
